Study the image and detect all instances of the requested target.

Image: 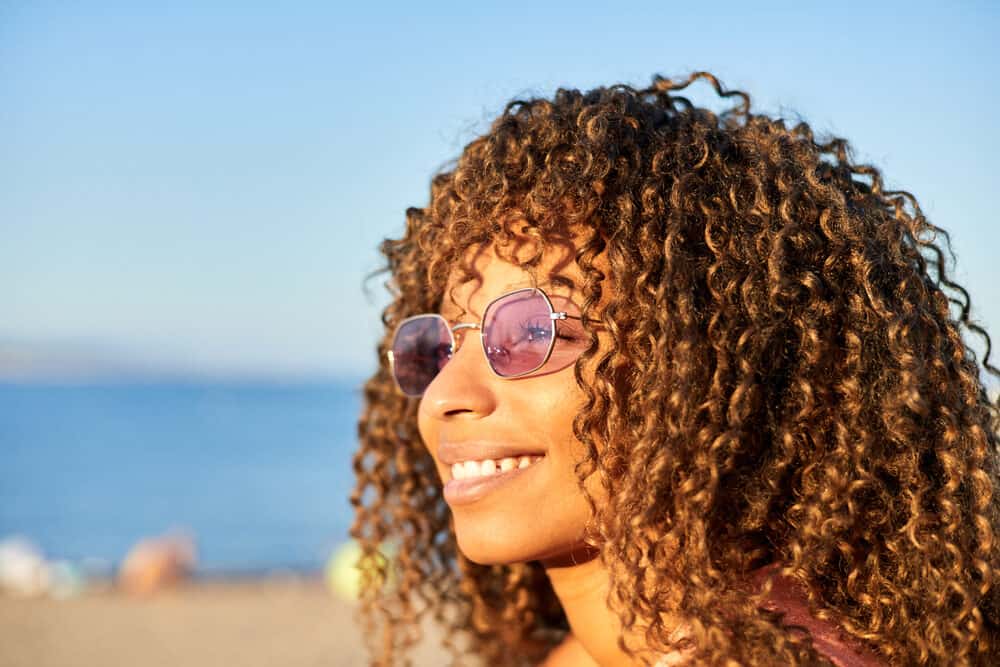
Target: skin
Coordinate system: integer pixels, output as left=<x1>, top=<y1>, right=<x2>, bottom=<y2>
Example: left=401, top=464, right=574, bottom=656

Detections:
left=416, top=238, right=672, bottom=666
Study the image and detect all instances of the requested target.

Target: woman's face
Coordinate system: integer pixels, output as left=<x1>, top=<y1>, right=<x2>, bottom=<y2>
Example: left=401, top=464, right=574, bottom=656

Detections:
left=416, top=239, right=607, bottom=567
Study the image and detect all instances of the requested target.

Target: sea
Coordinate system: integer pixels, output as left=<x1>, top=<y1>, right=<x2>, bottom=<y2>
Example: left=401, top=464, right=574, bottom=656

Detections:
left=0, top=380, right=366, bottom=576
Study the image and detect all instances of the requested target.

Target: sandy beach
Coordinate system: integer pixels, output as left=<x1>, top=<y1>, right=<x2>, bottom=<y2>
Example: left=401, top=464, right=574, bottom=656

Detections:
left=0, top=576, right=452, bottom=667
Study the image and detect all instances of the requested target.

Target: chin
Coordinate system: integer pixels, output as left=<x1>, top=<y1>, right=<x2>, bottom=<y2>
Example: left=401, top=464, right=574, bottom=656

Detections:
left=454, top=523, right=539, bottom=565
left=453, top=518, right=591, bottom=567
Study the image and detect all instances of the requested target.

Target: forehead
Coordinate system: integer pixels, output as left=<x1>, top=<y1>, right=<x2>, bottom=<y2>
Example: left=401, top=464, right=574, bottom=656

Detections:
left=440, top=237, right=583, bottom=320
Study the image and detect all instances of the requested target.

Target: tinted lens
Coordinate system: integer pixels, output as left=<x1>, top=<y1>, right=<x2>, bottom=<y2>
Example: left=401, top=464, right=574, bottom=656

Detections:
left=482, top=289, right=554, bottom=377
left=391, top=315, right=453, bottom=396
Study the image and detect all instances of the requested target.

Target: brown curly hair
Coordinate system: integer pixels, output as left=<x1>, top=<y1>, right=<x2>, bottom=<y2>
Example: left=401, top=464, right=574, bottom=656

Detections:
left=349, top=71, right=1000, bottom=666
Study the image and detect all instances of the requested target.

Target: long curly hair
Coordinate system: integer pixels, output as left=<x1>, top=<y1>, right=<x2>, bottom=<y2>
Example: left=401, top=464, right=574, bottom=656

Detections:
left=349, top=71, right=1000, bottom=666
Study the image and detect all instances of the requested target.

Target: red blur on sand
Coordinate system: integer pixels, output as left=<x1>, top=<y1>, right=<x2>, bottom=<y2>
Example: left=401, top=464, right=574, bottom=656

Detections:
left=118, top=532, right=197, bottom=595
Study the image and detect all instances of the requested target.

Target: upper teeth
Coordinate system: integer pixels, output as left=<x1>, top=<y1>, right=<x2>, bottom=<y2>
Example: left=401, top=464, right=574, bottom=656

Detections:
left=451, top=456, right=542, bottom=480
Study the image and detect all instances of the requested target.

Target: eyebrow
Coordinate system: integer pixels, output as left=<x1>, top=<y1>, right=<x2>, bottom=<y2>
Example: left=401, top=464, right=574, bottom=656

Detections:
left=439, top=280, right=580, bottom=321
left=501, top=279, right=544, bottom=292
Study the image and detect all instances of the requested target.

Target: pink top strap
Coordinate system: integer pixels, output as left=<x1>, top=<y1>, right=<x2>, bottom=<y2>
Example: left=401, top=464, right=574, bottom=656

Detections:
left=653, top=566, right=882, bottom=666
left=751, top=565, right=881, bottom=666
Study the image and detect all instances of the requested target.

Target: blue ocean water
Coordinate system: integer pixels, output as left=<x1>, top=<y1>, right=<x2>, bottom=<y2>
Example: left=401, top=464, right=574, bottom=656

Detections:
left=0, top=380, right=365, bottom=575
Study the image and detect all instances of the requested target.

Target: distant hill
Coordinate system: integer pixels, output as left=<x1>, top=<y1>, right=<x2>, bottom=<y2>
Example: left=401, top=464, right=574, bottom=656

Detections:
left=0, top=338, right=357, bottom=383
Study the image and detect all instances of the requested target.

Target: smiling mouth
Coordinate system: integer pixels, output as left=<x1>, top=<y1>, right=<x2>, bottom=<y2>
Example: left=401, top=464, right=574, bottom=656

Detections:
left=443, top=455, right=546, bottom=506
left=450, top=454, right=545, bottom=480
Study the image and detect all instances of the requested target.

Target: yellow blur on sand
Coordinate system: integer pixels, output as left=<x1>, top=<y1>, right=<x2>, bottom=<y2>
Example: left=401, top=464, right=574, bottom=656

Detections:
left=325, top=540, right=398, bottom=600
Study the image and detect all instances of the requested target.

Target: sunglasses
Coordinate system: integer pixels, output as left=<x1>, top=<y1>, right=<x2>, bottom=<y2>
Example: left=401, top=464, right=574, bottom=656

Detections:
left=387, top=287, right=592, bottom=397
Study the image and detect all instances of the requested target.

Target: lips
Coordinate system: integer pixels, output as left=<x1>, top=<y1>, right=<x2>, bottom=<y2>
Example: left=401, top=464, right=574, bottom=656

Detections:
left=442, top=455, right=545, bottom=506
left=437, top=440, right=546, bottom=466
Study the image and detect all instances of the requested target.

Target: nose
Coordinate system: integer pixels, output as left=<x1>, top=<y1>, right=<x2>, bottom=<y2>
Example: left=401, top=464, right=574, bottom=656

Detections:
left=418, top=329, right=498, bottom=421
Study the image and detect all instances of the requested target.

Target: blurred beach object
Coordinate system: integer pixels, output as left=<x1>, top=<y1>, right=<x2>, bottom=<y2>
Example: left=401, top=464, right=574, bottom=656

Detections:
left=0, top=536, right=50, bottom=597
left=0, top=536, right=99, bottom=599
left=47, top=560, right=87, bottom=599
left=118, top=530, right=197, bottom=595
left=325, top=539, right=397, bottom=600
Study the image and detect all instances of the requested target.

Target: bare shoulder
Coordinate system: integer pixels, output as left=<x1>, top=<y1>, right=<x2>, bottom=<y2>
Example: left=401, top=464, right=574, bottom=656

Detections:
left=537, top=633, right=602, bottom=667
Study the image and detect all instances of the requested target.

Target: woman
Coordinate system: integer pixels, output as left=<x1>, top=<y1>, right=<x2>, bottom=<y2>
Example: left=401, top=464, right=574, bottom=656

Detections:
left=350, top=71, right=1000, bottom=665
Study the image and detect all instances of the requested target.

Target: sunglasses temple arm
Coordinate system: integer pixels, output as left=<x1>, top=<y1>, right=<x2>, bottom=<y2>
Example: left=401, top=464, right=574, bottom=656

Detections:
left=556, top=312, right=604, bottom=327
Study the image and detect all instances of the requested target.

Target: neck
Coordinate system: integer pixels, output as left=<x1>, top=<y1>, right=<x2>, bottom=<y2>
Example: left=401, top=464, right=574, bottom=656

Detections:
left=542, top=547, right=683, bottom=667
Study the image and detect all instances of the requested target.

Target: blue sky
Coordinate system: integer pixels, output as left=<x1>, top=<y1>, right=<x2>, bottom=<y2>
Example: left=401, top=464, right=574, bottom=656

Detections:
left=2, top=2, right=998, bottom=382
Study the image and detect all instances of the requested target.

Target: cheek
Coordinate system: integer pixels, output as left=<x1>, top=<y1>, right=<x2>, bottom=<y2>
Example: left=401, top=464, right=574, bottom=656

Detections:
left=534, top=374, right=611, bottom=507
left=513, top=377, right=589, bottom=477
left=522, top=374, right=586, bottom=430
left=415, top=407, right=444, bottom=477
left=416, top=404, right=432, bottom=444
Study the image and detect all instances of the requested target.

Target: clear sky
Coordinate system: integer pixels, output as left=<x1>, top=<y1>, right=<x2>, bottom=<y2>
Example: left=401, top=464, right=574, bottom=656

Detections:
left=2, top=1, right=998, bottom=382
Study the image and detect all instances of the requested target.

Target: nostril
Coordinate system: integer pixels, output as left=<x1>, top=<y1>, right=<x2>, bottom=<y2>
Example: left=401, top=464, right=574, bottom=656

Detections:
left=443, top=407, right=476, bottom=418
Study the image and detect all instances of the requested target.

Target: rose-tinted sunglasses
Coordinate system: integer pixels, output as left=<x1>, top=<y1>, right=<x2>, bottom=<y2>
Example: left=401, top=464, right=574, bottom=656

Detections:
left=387, top=287, right=591, bottom=397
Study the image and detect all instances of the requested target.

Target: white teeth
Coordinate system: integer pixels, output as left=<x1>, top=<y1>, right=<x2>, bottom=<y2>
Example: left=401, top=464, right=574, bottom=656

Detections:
left=449, top=455, right=544, bottom=480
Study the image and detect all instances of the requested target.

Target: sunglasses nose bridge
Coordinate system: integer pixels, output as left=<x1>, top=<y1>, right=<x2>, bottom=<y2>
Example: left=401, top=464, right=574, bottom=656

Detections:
left=449, top=322, right=481, bottom=355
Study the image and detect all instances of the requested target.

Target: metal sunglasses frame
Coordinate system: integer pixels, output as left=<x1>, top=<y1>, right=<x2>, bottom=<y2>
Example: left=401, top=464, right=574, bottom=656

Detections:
left=386, top=287, right=589, bottom=396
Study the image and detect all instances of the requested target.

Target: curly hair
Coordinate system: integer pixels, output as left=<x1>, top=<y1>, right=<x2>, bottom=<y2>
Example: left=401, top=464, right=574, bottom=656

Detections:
left=349, top=71, right=1000, bottom=666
